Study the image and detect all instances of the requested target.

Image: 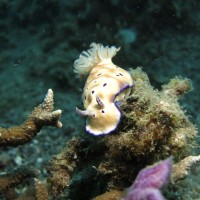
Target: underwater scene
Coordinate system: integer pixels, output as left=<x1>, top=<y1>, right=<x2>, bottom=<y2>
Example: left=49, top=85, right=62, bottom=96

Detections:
left=0, top=1, right=200, bottom=200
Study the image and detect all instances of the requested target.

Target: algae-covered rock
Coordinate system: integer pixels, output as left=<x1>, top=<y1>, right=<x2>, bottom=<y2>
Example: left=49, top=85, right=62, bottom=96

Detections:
left=49, top=68, right=197, bottom=199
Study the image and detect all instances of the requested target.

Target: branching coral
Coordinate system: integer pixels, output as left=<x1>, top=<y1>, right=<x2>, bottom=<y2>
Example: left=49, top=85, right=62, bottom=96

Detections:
left=0, top=89, right=62, bottom=199
left=0, top=166, right=39, bottom=194
left=34, top=179, right=49, bottom=200
left=48, top=68, right=198, bottom=199
left=48, top=137, right=80, bottom=197
left=172, top=155, right=200, bottom=182
left=0, top=89, right=62, bottom=147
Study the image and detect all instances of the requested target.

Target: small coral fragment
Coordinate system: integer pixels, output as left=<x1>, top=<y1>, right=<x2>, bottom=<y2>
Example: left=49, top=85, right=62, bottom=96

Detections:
left=172, top=155, right=200, bottom=182
left=0, top=89, right=62, bottom=147
left=162, top=76, right=192, bottom=97
left=34, top=178, right=49, bottom=200
left=48, top=137, right=81, bottom=197
left=93, top=190, right=122, bottom=200
left=122, top=158, right=172, bottom=200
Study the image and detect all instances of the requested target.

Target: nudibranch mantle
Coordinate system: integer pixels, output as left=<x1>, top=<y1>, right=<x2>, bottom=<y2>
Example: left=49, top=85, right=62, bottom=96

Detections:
left=74, top=43, right=133, bottom=135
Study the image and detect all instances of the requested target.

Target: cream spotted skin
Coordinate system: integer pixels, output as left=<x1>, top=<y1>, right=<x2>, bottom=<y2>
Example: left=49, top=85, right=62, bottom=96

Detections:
left=74, top=43, right=133, bottom=135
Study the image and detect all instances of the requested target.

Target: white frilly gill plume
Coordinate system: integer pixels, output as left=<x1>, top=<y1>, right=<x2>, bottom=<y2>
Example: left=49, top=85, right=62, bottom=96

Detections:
left=74, top=43, right=120, bottom=76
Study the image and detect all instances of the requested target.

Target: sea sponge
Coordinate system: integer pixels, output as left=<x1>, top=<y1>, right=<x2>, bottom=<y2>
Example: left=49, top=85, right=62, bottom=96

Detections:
left=74, top=43, right=133, bottom=135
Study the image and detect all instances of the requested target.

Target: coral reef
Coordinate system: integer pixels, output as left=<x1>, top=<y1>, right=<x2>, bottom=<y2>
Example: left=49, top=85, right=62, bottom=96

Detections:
left=0, top=69, right=198, bottom=200
left=0, top=1, right=200, bottom=199
left=0, top=89, right=61, bottom=199
left=48, top=68, right=197, bottom=199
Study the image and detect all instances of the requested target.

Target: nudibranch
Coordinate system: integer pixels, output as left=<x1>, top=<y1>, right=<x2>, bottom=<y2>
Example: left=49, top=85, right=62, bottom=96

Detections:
left=74, top=43, right=133, bottom=135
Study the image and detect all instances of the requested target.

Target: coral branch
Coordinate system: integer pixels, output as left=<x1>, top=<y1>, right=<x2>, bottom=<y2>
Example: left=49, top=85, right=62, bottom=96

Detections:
left=0, top=166, right=39, bottom=193
left=93, top=190, right=122, bottom=200
left=48, top=138, right=80, bottom=197
left=0, top=89, right=62, bottom=147
left=34, top=178, right=49, bottom=200
left=162, top=77, right=192, bottom=97
left=172, top=155, right=200, bottom=182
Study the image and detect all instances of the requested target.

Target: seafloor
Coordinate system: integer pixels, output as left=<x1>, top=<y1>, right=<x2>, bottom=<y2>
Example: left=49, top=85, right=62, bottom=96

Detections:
left=0, top=1, right=200, bottom=200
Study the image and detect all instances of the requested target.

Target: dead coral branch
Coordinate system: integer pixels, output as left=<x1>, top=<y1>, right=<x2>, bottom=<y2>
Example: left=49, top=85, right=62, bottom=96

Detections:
left=172, top=155, right=200, bottom=182
left=0, top=89, right=62, bottom=147
left=0, top=166, right=39, bottom=193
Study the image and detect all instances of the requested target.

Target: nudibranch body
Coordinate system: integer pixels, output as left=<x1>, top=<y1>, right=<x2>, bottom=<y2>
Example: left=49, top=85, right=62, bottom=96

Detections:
left=74, top=43, right=133, bottom=135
